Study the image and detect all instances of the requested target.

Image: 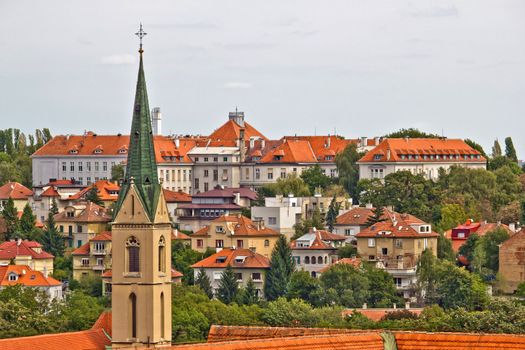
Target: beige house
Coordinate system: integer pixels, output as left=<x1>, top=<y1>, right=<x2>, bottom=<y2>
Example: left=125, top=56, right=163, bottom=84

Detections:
left=54, top=202, right=111, bottom=249
left=291, top=228, right=347, bottom=278
left=0, top=265, right=63, bottom=301
left=0, top=240, right=54, bottom=275
left=499, top=229, right=525, bottom=293
left=191, top=215, right=280, bottom=258
left=356, top=213, right=438, bottom=299
left=0, top=182, right=32, bottom=212
left=71, top=231, right=112, bottom=280
left=191, top=248, right=270, bottom=298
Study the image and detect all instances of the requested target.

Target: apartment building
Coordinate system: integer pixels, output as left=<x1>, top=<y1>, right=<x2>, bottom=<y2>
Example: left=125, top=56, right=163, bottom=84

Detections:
left=0, top=182, right=32, bottom=211
left=0, top=240, right=54, bottom=275
left=71, top=231, right=112, bottom=280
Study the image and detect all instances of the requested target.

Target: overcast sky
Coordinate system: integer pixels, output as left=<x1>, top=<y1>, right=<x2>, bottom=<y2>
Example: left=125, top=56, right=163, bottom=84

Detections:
left=1, top=1, right=524, bottom=155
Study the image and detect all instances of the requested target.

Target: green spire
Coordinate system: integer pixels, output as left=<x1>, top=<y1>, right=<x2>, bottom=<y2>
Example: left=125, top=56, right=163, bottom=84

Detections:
left=114, top=47, right=160, bottom=221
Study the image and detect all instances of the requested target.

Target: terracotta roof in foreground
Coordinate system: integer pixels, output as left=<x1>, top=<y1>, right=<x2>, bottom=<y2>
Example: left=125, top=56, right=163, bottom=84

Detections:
left=0, top=328, right=111, bottom=350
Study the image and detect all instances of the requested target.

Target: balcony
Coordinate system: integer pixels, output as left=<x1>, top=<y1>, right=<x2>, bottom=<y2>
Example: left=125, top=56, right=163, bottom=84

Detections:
left=92, top=264, right=107, bottom=271
left=92, top=249, right=107, bottom=256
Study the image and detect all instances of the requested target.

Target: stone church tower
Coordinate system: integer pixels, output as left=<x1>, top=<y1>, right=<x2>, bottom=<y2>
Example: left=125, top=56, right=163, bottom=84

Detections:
left=111, top=28, right=172, bottom=348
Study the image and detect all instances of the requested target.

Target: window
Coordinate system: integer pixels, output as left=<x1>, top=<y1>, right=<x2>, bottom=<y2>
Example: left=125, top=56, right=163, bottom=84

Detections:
left=216, top=225, right=225, bottom=233
left=369, top=255, right=375, bottom=261
left=77, top=240, right=82, bottom=248
left=213, top=169, right=218, bottom=181
left=374, top=154, right=382, bottom=160
left=87, top=177, right=92, bottom=185
left=294, top=256, right=301, bottom=265
left=130, top=293, right=137, bottom=338
left=213, top=157, right=218, bottom=162
left=223, top=157, right=228, bottom=162
left=264, top=239, right=270, bottom=247
left=424, top=238, right=428, bottom=249
left=160, top=292, right=165, bottom=339
left=194, top=178, right=199, bottom=191
left=81, top=258, right=90, bottom=266
left=311, top=271, right=317, bottom=278
left=126, top=236, right=140, bottom=273
left=183, top=170, right=187, bottom=181
left=255, top=169, right=260, bottom=180
left=280, top=168, right=286, bottom=178
left=395, top=239, right=403, bottom=248
left=204, top=182, right=209, bottom=192
left=267, top=168, right=273, bottom=180
left=344, top=229, right=353, bottom=236
left=8, top=273, right=17, bottom=281
left=222, top=169, right=228, bottom=181
left=95, top=162, right=99, bottom=171
left=268, top=217, right=277, bottom=225
left=330, top=169, right=337, bottom=177
left=62, top=162, right=66, bottom=171
left=158, top=236, right=166, bottom=273
left=237, top=240, right=244, bottom=248
left=94, top=242, right=105, bottom=252
left=305, top=256, right=310, bottom=264
left=197, top=239, right=203, bottom=248
left=87, top=162, right=91, bottom=171
left=59, top=225, right=64, bottom=232
left=103, top=162, right=107, bottom=171
left=216, top=240, right=224, bottom=248
left=204, top=157, right=209, bottom=162
left=311, top=256, right=317, bottom=264
left=245, top=168, right=249, bottom=180
left=204, top=170, right=209, bottom=177
left=78, top=162, right=83, bottom=172
left=194, top=157, right=199, bottom=162
left=394, top=278, right=402, bottom=287
left=235, top=273, right=243, bottom=281
left=457, top=232, right=465, bottom=239
left=77, top=225, right=82, bottom=233
left=252, top=272, right=262, bottom=281
left=70, top=162, right=75, bottom=171
left=368, top=238, right=375, bottom=247
left=96, top=257, right=104, bottom=266
left=381, top=248, right=388, bottom=255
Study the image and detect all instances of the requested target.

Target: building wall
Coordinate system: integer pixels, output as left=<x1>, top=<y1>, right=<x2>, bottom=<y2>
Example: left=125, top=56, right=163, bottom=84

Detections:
left=240, top=164, right=338, bottom=188
left=292, top=248, right=339, bottom=277
left=358, top=162, right=486, bottom=181
left=357, top=236, right=437, bottom=263
left=499, top=234, right=525, bottom=293
left=194, top=267, right=267, bottom=297
left=333, top=224, right=363, bottom=242
left=158, top=164, right=193, bottom=193
left=56, top=221, right=108, bottom=249
left=0, top=257, right=54, bottom=275
left=251, top=206, right=301, bottom=239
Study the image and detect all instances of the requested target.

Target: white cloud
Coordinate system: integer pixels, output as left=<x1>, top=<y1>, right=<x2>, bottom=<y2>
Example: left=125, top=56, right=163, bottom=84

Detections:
left=100, top=54, right=136, bottom=65
left=223, top=82, right=253, bottom=89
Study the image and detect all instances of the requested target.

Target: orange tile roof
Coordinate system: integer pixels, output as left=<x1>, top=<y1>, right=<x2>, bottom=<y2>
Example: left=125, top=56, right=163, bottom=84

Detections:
left=90, top=231, right=112, bottom=241
left=69, top=180, right=120, bottom=202
left=0, top=182, right=32, bottom=200
left=358, top=138, right=487, bottom=163
left=207, top=325, right=368, bottom=343
left=0, top=240, right=54, bottom=259
left=73, top=231, right=111, bottom=255
left=0, top=265, right=61, bottom=287
left=259, top=140, right=317, bottom=164
left=291, top=229, right=347, bottom=250
left=319, top=257, right=362, bottom=273
left=90, top=311, right=112, bottom=337
left=356, top=213, right=438, bottom=239
left=394, top=331, right=525, bottom=350
left=336, top=207, right=377, bottom=226
left=191, top=248, right=270, bottom=269
left=192, top=215, right=280, bottom=237
left=169, top=333, right=384, bottom=350
left=0, top=328, right=111, bottom=350
left=154, top=136, right=198, bottom=164
left=283, top=136, right=356, bottom=162
left=163, top=189, right=192, bottom=203
left=172, top=229, right=191, bottom=240
left=72, top=242, right=90, bottom=256
left=40, top=186, right=60, bottom=197
left=209, top=119, right=268, bottom=143
left=54, top=202, right=112, bottom=223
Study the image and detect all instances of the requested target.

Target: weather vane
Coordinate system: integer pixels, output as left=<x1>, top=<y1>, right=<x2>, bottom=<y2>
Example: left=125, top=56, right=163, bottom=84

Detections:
left=135, top=23, right=147, bottom=53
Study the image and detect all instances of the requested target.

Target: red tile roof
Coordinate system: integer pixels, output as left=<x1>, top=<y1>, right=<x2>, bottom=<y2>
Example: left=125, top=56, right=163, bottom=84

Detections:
left=0, top=182, right=32, bottom=200
left=154, top=136, right=198, bottom=164
left=291, top=229, right=347, bottom=250
left=259, top=140, right=317, bottom=164
left=40, top=186, right=60, bottom=197
left=192, top=215, right=280, bottom=237
left=336, top=207, right=376, bottom=226
left=191, top=248, right=270, bottom=269
left=172, top=229, right=191, bottom=240
left=342, top=308, right=423, bottom=322
left=69, top=180, right=120, bottom=202
left=72, top=242, right=90, bottom=256
left=90, top=311, right=112, bottom=337
left=0, top=265, right=61, bottom=287
left=0, top=240, right=54, bottom=259
left=72, top=231, right=112, bottom=256
left=163, top=189, right=192, bottom=203
left=90, top=231, right=112, bottom=241
left=209, top=119, right=268, bottom=144
left=358, top=138, right=486, bottom=163
left=0, top=328, right=110, bottom=350
left=54, top=202, right=112, bottom=223
left=319, top=257, right=362, bottom=273
left=394, top=331, right=525, bottom=350
left=283, top=136, right=356, bottom=163
left=356, top=214, right=438, bottom=239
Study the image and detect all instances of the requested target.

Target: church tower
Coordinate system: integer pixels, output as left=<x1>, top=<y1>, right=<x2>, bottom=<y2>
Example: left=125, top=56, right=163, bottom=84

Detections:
left=111, top=25, right=172, bottom=348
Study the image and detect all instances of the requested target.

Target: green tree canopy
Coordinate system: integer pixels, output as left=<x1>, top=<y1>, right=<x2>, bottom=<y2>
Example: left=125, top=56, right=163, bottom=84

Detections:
left=1, top=197, right=20, bottom=240
left=505, top=136, right=518, bottom=162
left=264, top=173, right=310, bottom=197
left=325, top=195, right=339, bottom=232
left=492, top=139, right=502, bottom=157
left=111, top=164, right=125, bottom=182
left=264, top=235, right=295, bottom=301
left=85, top=186, right=103, bottom=206
left=195, top=268, right=214, bottom=299
left=38, top=212, right=64, bottom=257
left=217, top=264, right=238, bottom=304
left=384, top=128, right=441, bottom=138
left=286, top=270, right=321, bottom=304
left=300, top=164, right=332, bottom=194
left=335, top=143, right=363, bottom=201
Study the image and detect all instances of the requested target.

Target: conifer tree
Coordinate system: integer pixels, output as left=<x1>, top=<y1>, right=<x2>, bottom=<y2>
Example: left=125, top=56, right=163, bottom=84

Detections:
left=39, top=212, right=64, bottom=257
left=505, top=137, right=518, bottom=162
left=217, top=264, right=238, bottom=304
left=492, top=139, right=502, bottom=157
left=195, top=268, right=214, bottom=299
left=85, top=186, right=103, bottom=206
left=325, top=195, right=339, bottom=232
left=20, top=203, right=36, bottom=240
left=364, top=206, right=386, bottom=227
left=240, top=278, right=259, bottom=305
left=50, top=198, right=59, bottom=215
left=264, top=235, right=295, bottom=301
left=1, top=197, right=20, bottom=240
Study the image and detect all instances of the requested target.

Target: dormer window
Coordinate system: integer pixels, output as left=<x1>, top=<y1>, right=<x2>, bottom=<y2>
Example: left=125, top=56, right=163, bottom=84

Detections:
left=274, top=155, right=283, bottom=161
left=94, top=148, right=103, bottom=154
left=374, top=154, right=382, bottom=161
left=8, top=273, right=18, bottom=281
left=66, top=211, right=74, bottom=218
left=325, top=156, right=333, bottom=161
left=234, top=256, right=247, bottom=264
left=215, top=226, right=225, bottom=233
left=118, top=148, right=127, bottom=154
left=400, top=155, right=405, bottom=160
left=215, top=256, right=227, bottom=263
left=69, top=149, right=78, bottom=154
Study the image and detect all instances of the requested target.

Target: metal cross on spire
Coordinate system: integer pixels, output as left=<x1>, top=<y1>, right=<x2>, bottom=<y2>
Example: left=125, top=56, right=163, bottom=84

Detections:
left=135, top=23, right=147, bottom=53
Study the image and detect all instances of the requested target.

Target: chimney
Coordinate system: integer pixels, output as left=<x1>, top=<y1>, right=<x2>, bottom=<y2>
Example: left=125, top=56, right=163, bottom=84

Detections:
left=393, top=303, right=397, bottom=309
left=360, top=137, right=367, bottom=148
left=375, top=137, right=380, bottom=145
left=151, top=107, right=162, bottom=135
left=239, top=128, right=246, bottom=162
left=362, top=303, right=367, bottom=309
left=405, top=302, right=410, bottom=310
left=174, top=138, right=180, bottom=148
left=510, top=223, right=516, bottom=232
left=261, top=139, right=266, bottom=149
left=249, top=137, right=256, bottom=149
left=234, top=192, right=241, bottom=205
left=326, top=136, right=331, bottom=148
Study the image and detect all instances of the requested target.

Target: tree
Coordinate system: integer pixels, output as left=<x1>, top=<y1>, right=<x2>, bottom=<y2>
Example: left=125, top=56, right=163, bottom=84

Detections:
left=437, top=232, right=455, bottom=261
left=217, top=265, right=238, bottom=304
left=337, top=244, right=357, bottom=258
left=59, top=290, right=104, bottom=331
left=265, top=173, right=310, bottom=197
left=293, top=207, right=325, bottom=239
left=195, top=268, right=214, bottom=299
left=85, top=186, right=103, bottom=206
left=287, top=271, right=320, bottom=305
left=39, top=212, right=64, bottom=257
left=384, top=128, right=441, bottom=138
left=417, top=249, right=439, bottom=305
left=464, top=139, right=488, bottom=159
left=172, top=240, right=211, bottom=285
left=505, top=137, right=518, bottom=162
left=492, top=139, right=502, bottom=157
left=476, top=227, right=510, bottom=272
left=300, top=164, right=332, bottom=194
left=20, top=203, right=40, bottom=240
left=325, top=195, right=339, bottom=232
left=363, top=264, right=402, bottom=308
left=264, top=235, right=295, bottom=301
left=364, top=206, right=386, bottom=227
left=335, top=144, right=362, bottom=201
left=319, top=264, right=369, bottom=307
left=50, top=198, right=59, bottom=215
left=438, top=204, right=467, bottom=232
left=111, top=164, right=125, bottom=182
left=458, top=233, right=479, bottom=264
left=1, top=197, right=19, bottom=240
left=239, top=278, right=259, bottom=305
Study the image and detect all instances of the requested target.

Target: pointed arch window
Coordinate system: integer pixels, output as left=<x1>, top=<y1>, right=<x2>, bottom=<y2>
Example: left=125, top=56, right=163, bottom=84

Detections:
left=130, top=293, right=137, bottom=338
left=126, top=236, right=140, bottom=273
left=158, top=236, right=166, bottom=273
